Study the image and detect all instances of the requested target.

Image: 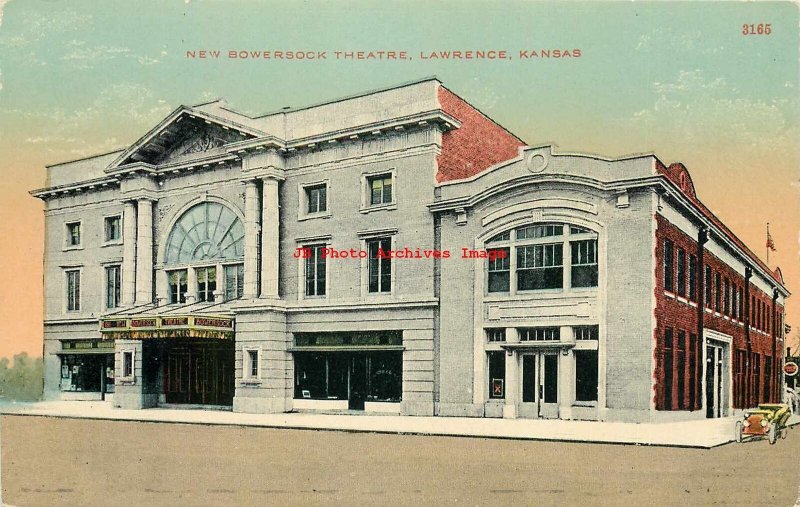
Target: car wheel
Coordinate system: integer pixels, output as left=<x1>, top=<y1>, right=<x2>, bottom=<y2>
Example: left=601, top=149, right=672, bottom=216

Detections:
left=769, top=424, right=777, bottom=445
left=735, top=421, right=743, bottom=443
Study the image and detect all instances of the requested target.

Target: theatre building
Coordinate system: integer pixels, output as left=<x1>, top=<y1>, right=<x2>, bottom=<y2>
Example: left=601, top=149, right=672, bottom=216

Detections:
left=33, top=78, right=788, bottom=422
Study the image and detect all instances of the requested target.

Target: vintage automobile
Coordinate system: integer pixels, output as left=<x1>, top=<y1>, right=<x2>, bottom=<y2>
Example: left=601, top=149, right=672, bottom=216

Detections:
left=735, top=403, right=792, bottom=444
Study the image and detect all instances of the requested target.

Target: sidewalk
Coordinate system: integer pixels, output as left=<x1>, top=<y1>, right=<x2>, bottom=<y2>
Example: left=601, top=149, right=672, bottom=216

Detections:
left=1, top=401, right=796, bottom=448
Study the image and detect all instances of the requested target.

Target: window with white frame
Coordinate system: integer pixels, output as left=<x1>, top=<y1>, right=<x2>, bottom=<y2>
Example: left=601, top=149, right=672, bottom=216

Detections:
left=520, top=327, right=559, bottom=341
left=168, top=270, right=187, bottom=304
left=367, top=237, right=392, bottom=293
left=66, top=222, right=81, bottom=248
left=244, top=348, right=260, bottom=380
left=305, top=184, right=327, bottom=214
left=304, top=244, right=327, bottom=297
left=486, top=223, right=598, bottom=294
left=104, top=215, right=121, bottom=243
left=224, top=264, right=244, bottom=301
left=105, top=265, right=121, bottom=309
left=196, top=266, right=216, bottom=302
left=574, top=325, right=599, bottom=341
left=66, top=269, right=80, bottom=311
left=367, top=173, right=393, bottom=206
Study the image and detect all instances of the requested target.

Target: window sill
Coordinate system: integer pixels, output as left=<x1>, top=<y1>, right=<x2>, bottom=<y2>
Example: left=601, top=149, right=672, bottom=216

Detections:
left=573, top=401, right=597, bottom=407
left=298, top=212, right=332, bottom=222
left=101, top=240, right=123, bottom=247
left=239, top=380, right=262, bottom=386
left=359, top=203, right=397, bottom=214
left=63, top=245, right=84, bottom=252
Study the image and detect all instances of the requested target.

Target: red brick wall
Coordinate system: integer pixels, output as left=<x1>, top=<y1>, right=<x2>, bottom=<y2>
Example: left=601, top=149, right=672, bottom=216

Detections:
left=654, top=215, right=783, bottom=412
left=436, top=86, right=526, bottom=183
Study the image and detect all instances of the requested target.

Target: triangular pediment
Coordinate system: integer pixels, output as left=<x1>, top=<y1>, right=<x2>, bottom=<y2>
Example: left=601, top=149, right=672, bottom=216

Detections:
left=108, top=106, right=265, bottom=169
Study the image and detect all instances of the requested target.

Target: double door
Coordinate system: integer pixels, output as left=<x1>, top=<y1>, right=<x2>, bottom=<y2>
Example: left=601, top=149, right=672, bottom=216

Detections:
left=705, top=344, right=724, bottom=418
left=521, top=352, right=559, bottom=418
left=164, top=340, right=234, bottom=406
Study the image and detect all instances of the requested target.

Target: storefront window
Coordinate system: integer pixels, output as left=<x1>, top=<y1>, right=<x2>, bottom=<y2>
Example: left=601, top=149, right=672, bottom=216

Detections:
left=575, top=350, right=598, bottom=402
left=488, top=351, right=505, bottom=399
left=294, top=351, right=402, bottom=402
left=60, top=354, right=114, bottom=393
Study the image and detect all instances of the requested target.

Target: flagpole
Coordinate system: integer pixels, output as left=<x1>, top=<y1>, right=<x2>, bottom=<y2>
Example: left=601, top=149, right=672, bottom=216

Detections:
left=766, top=222, right=770, bottom=265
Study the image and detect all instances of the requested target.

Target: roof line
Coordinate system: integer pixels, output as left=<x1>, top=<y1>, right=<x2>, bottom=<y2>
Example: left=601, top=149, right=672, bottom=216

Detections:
left=45, top=148, right=127, bottom=169
left=438, top=83, right=527, bottom=145
left=253, top=76, right=442, bottom=118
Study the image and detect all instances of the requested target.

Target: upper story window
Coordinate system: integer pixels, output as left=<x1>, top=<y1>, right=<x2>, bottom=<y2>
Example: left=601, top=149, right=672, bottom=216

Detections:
left=196, top=267, right=216, bottom=303
left=168, top=270, right=187, bottom=304
left=104, top=216, right=122, bottom=243
left=704, top=265, right=712, bottom=308
left=304, top=244, right=327, bottom=297
left=714, top=272, right=722, bottom=312
left=66, top=222, right=81, bottom=248
left=676, top=247, right=686, bottom=297
left=663, top=239, right=674, bottom=292
left=575, top=325, right=599, bottom=341
left=305, top=184, right=327, bottom=214
left=367, top=237, right=392, bottom=293
left=485, top=223, right=598, bottom=294
left=66, top=269, right=80, bottom=312
left=224, top=264, right=244, bottom=301
left=105, top=265, right=121, bottom=309
left=164, top=202, right=244, bottom=265
left=368, top=174, right=393, bottom=206
left=688, top=255, right=697, bottom=301
left=520, top=327, right=559, bottom=341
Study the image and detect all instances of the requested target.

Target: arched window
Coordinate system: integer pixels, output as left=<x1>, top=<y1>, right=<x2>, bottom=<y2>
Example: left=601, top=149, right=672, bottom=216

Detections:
left=485, top=223, right=598, bottom=294
left=163, top=202, right=245, bottom=304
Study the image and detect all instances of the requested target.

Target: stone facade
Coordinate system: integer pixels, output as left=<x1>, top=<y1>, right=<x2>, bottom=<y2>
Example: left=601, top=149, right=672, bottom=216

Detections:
left=32, top=78, right=788, bottom=423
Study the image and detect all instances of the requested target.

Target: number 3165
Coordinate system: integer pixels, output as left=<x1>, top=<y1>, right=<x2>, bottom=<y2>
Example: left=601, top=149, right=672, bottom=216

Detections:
left=743, top=24, right=772, bottom=35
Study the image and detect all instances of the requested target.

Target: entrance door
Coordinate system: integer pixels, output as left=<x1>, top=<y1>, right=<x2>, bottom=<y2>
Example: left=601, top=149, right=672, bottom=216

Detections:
left=164, top=340, right=234, bottom=406
left=522, top=352, right=559, bottom=418
left=705, top=344, right=724, bottom=418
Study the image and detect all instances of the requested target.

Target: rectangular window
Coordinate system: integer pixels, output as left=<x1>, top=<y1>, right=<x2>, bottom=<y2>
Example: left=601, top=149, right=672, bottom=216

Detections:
left=753, top=353, right=761, bottom=403
left=488, top=351, right=505, bottom=399
left=676, top=248, right=686, bottom=297
left=367, top=238, right=391, bottom=293
left=765, top=356, right=772, bottom=402
left=724, top=278, right=730, bottom=316
left=543, top=354, right=558, bottom=403
left=663, top=239, right=674, bottom=292
left=662, top=328, right=673, bottom=410
left=517, top=243, right=563, bottom=290
left=168, top=270, right=188, bottom=304
left=196, top=266, right=216, bottom=302
left=66, top=222, right=81, bottom=247
left=517, top=224, right=563, bottom=239
left=520, top=327, right=559, bottom=341
left=487, top=247, right=510, bottom=292
left=715, top=272, right=721, bottom=312
left=486, top=329, right=506, bottom=342
left=688, top=333, right=697, bottom=410
left=570, top=239, right=598, bottom=288
left=575, top=350, right=598, bottom=402
left=66, top=270, right=80, bottom=312
left=304, top=244, right=327, bottom=297
left=522, top=355, right=536, bottom=403
left=368, top=174, right=393, bottom=206
left=574, top=325, right=599, bottom=341
left=688, top=255, right=697, bottom=301
left=244, top=349, right=260, bottom=379
left=704, top=266, right=712, bottom=307
left=104, top=216, right=121, bottom=242
left=305, top=184, right=327, bottom=214
left=224, top=264, right=244, bottom=301
left=122, top=351, right=133, bottom=379
left=105, top=265, right=121, bottom=309
left=738, top=287, right=743, bottom=320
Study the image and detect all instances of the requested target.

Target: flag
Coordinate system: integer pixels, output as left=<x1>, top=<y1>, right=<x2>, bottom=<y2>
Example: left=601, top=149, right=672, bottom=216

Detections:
left=767, top=226, right=776, bottom=252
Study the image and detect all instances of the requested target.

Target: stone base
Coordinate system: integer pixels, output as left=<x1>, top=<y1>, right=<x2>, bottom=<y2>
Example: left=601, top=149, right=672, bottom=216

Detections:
left=435, top=403, right=485, bottom=417
left=233, top=396, right=288, bottom=414
left=113, top=392, right=158, bottom=409
left=401, top=401, right=434, bottom=416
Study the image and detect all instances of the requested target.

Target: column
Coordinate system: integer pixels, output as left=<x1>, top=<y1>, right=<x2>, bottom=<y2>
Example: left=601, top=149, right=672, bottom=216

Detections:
left=243, top=179, right=260, bottom=299
left=260, top=178, right=280, bottom=298
left=559, top=325, right=576, bottom=419
left=186, top=267, right=197, bottom=304
left=122, top=201, right=137, bottom=306
left=503, top=328, right=519, bottom=419
left=135, top=199, right=154, bottom=305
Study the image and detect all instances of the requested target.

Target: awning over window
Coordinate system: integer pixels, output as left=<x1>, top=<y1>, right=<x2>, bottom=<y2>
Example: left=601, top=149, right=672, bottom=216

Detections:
left=99, top=314, right=234, bottom=340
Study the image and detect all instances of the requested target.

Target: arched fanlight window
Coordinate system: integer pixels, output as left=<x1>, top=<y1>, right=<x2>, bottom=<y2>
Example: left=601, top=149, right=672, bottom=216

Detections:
left=164, top=202, right=244, bottom=265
